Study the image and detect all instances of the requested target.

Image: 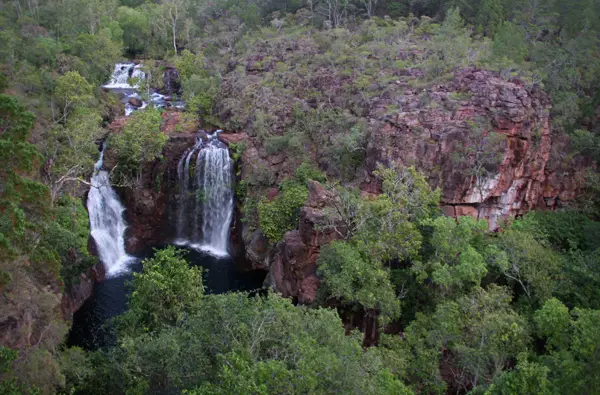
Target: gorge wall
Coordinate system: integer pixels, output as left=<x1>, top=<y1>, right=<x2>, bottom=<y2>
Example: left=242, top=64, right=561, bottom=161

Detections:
left=364, top=68, right=588, bottom=228
left=226, top=68, right=591, bottom=303
left=110, top=69, right=591, bottom=304
left=104, top=111, right=197, bottom=254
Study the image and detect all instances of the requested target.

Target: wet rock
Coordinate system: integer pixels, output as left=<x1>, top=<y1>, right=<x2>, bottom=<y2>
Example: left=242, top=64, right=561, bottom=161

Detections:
left=162, top=66, right=181, bottom=94
left=128, top=97, right=143, bottom=107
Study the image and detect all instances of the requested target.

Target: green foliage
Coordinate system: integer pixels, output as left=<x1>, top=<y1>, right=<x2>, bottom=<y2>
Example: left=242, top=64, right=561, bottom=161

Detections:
left=485, top=356, right=551, bottom=395
left=491, top=229, right=561, bottom=303
left=54, top=71, right=94, bottom=119
left=295, top=162, right=326, bottom=184
left=258, top=180, right=308, bottom=242
left=489, top=21, right=527, bottom=73
left=415, top=216, right=490, bottom=294
left=534, top=299, right=600, bottom=393
left=49, top=197, right=97, bottom=286
left=2, top=2, right=600, bottom=394
left=71, top=290, right=411, bottom=394
left=318, top=241, right=401, bottom=320
left=423, top=8, right=483, bottom=79
left=117, top=6, right=151, bottom=55
left=374, top=163, right=441, bottom=223
left=109, top=107, right=167, bottom=184
left=0, top=95, right=48, bottom=260
left=119, top=247, right=204, bottom=334
left=228, top=141, right=246, bottom=162
left=175, top=50, right=220, bottom=117
left=404, top=285, right=529, bottom=393
left=67, top=29, right=122, bottom=84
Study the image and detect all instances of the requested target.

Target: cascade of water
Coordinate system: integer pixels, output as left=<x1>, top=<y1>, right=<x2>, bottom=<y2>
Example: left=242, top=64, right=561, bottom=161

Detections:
left=103, top=63, right=145, bottom=89
left=174, top=132, right=233, bottom=256
left=175, top=146, right=197, bottom=241
left=87, top=147, right=132, bottom=277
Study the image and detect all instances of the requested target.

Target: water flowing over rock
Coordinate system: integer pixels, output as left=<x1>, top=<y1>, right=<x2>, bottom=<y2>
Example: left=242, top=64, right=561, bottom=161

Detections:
left=103, top=63, right=145, bottom=89
left=87, top=147, right=132, bottom=277
left=104, top=62, right=184, bottom=116
left=175, top=132, right=233, bottom=256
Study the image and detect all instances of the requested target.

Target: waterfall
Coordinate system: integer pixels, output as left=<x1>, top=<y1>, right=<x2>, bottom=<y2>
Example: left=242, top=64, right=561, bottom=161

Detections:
left=87, top=147, right=132, bottom=277
left=103, top=63, right=145, bottom=89
left=175, top=132, right=233, bottom=257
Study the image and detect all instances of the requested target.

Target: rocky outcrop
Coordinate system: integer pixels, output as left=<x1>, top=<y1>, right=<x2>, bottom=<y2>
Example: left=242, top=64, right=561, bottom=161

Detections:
left=60, top=264, right=105, bottom=320
left=365, top=68, right=588, bottom=228
left=162, top=65, right=181, bottom=94
left=230, top=69, right=591, bottom=301
left=110, top=69, right=591, bottom=304
left=267, top=181, right=342, bottom=303
left=105, top=111, right=198, bottom=253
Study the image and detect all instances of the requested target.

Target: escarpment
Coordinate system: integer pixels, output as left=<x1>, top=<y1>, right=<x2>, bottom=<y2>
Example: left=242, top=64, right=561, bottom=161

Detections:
left=364, top=68, right=589, bottom=228
left=223, top=68, right=591, bottom=302
left=112, top=69, right=591, bottom=304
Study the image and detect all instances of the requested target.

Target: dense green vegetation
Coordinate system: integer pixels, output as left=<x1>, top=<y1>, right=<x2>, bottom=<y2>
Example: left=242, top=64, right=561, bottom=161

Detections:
left=0, top=0, right=599, bottom=393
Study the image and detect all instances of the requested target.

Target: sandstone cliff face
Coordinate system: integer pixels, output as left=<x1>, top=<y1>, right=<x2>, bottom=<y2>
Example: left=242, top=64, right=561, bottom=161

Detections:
left=230, top=69, right=591, bottom=302
left=365, top=68, right=586, bottom=228
left=267, top=181, right=342, bottom=304
left=60, top=263, right=105, bottom=320
left=109, top=70, right=589, bottom=304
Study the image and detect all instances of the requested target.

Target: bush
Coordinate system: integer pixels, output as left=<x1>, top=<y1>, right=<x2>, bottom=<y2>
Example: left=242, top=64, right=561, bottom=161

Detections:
left=258, top=180, right=308, bottom=242
left=109, top=107, right=167, bottom=184
left=295, top=162, right=326, bottom=184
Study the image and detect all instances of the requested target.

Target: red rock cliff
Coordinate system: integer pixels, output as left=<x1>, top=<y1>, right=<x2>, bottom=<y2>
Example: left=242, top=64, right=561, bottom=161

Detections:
left=237, top=69, right=591, bottom=302
left=365, top=68, right=588, bottom=228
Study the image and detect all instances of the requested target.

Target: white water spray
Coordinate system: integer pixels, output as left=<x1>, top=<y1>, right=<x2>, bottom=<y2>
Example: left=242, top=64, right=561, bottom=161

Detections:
left=87, top=148, right=132, bottom=277
left=175, top=132, right=233, bottom=257
left=103, top=63, right=145, bottom=89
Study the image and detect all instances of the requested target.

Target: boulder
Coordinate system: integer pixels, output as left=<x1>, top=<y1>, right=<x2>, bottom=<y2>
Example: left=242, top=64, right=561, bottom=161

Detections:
left=128, top=97, right=143, bottom=107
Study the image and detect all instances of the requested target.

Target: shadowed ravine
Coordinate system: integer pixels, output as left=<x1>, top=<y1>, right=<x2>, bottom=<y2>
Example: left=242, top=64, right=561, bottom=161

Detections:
left=69, top=65, right=264, bottom=350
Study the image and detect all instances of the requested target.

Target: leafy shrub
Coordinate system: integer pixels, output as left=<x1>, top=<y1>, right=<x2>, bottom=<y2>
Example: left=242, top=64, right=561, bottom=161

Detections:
left=295, top=162, right=326, bottom=184
left=258, top=180, right=308, bottom=242
left=109, top=107, right=167, bottom=184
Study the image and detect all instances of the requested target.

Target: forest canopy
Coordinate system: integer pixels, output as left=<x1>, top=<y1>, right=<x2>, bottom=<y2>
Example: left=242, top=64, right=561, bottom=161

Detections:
left=0, top=0, right=599, bottom=394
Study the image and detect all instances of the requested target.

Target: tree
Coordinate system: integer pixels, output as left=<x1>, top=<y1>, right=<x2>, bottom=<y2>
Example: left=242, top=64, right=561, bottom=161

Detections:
left=362, top=0, right=379, bottom=18
left=42, top=108, right=104, bottom=205
left=109, top=107, right=168, bottom=185
left=534, top=298, right=600, bottom=393
left=73, top=291, right=412, bottom=394
left=404, top=285, right=529, bottom=393
left=53, top=71, right=93, bottom=123
left=414, top=216, right=490, bottom=296
left=352, top=163, right=439, bottom=263
left=0, top=94, right=46, bottom=258
left=491, top=229, right=561, bottom=303
left=118, top=246, right=204, bottom=335
left=485, top=355, right=551, bottom=395
left=373, top=162, right=440, bottom=223
left=317, top=240, right=401, bottom=320
left=317, top=0, right=347, bottom=28
left=164, top=0, right=185, bottom=53
left=117, top=6, right=151, bottom=55
left=320, top=185, right=366, bottom=241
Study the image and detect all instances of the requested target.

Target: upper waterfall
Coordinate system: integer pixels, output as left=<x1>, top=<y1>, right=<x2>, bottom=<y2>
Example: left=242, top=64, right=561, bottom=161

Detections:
left=87, top=147, right=132, bottom=277
left=175, top=131, right=233, bottom=257
left=103, top=63, right=145, bottom=89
